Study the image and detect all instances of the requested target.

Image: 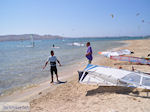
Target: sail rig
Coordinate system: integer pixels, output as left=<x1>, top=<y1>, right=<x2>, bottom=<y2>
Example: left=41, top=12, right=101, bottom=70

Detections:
left=79, top=64, right=150, bottom=90
left=30, top=35, right=35, bottom=47
left=110, top=56, right=150, bottom=65
left=98, top=49, right=133, bottom=58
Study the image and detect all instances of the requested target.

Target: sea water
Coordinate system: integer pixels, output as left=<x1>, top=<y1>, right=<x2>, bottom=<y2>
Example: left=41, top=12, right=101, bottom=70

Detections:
left=0, top=37, right=144, bottom=95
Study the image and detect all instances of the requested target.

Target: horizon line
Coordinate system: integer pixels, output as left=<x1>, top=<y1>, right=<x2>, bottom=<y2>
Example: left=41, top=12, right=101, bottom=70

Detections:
left=0, top=33, right=150, bottom=38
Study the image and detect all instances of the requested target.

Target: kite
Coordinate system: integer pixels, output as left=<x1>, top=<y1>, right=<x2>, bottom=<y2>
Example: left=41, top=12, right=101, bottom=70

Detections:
left=110, top=14, right=114, bottom=18
left=136, top=13, right=140, bottom=16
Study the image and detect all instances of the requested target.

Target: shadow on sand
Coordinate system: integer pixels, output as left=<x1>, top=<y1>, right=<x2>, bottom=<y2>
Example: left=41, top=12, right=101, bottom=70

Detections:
left=54, top=81, right=67, bottom=85
left=86, top=86, right=150, bottom=98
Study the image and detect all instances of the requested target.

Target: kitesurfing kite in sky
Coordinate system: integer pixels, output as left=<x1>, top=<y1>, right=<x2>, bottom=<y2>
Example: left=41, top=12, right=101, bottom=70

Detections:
left=142, top=20, right=145, bottom=23
left=136, top=13, right=140, bottom=16
left=110, top=14, right=114, bottom=18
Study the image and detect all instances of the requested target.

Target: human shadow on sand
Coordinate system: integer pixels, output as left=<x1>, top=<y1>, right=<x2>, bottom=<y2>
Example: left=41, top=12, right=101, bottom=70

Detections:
left=53, top=81, right=67, bottom=85
left=86, top=86, right=150, bottom=98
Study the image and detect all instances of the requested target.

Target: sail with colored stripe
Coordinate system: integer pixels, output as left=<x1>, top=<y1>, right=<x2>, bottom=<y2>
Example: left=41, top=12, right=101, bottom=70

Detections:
left=110, top=56, right=150, bottom=65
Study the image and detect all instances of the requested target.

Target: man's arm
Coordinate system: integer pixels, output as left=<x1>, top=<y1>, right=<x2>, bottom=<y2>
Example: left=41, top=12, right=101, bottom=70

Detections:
left=43, top=61, right=48, bottom=69
left=86, top=52, right=91, bottom=56
left=57, top=60, right=61, bottom=66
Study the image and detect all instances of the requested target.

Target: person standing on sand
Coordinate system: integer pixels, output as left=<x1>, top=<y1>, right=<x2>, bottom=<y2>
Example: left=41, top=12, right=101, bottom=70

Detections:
left=43, top=50, right=61, bottom=83
left=86, top=42, right=93, bottom=64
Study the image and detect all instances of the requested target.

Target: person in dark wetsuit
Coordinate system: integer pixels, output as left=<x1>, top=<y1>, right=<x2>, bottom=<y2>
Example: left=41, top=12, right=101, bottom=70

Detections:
left=43, top=50, right=61, bottom=83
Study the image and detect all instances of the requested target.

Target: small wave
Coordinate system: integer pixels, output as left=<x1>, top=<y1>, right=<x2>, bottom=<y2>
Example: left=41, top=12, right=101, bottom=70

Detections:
left=67, top=42, right=84, bottom=47
left=17, top=45, right=34, bottom=48
left=0, top=83, right=37, bottom=97
left=51, top=46, right=60, bottom=49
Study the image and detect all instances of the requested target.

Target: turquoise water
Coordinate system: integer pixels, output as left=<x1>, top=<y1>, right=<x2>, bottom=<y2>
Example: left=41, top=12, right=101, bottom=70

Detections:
left=0, top=37, right=146, bottom=95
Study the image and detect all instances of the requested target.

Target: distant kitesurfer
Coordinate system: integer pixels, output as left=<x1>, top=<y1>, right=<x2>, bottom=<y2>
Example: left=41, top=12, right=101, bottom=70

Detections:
left=53, top=44, right=55, bottom=47
left=43, top=50, right=61, bottom=83
left=85, top=42, right=93, bottom=64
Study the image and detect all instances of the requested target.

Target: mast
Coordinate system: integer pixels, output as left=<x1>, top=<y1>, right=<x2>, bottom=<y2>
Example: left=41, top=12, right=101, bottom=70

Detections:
left=30, top=35, right=35, bottom=47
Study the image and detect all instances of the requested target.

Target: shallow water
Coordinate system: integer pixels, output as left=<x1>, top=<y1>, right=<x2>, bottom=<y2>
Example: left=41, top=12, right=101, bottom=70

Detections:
left=0, top=37, right=134, bottom=95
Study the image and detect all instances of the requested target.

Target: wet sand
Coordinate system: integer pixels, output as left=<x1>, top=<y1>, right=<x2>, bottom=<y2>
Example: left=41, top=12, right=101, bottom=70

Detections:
left=30, top=39, right=150, bottom=112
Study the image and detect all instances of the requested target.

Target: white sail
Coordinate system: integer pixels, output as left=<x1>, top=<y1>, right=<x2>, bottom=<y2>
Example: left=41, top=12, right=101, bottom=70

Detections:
left=30, top=35, right=35, bottom=47
left=78, top=64, right=150, bottom=90
left=99, top=49, right=133, bottom=58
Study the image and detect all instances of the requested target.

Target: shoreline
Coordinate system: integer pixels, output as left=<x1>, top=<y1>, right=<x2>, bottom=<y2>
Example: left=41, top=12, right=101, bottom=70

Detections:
left=0, top=40, right=125, bottom=102
left=1, top=38, right=150, bottom=111
left=30, top=39, right=150, bottom=112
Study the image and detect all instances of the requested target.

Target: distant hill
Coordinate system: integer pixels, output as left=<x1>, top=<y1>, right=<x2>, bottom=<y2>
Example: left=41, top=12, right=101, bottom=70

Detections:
left=0, top=34, right=150, bottom=42
left=0, top=34, right=63, bottom=42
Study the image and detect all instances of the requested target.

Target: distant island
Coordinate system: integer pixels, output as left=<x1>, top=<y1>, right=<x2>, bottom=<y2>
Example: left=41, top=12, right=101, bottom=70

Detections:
left=0, top=34, right=63, bottom=42
left=0, top=34, right=150, bottom=42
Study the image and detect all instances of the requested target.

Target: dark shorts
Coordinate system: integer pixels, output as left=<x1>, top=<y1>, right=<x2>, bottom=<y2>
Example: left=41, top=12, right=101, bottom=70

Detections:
left=88, top=60, right=92, bottom=64
left=50, top=66, right=57, bottom=75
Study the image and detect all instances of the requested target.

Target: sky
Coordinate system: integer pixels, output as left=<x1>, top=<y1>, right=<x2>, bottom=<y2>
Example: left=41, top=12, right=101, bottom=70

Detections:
left=0, top=0, right=150, bottom=37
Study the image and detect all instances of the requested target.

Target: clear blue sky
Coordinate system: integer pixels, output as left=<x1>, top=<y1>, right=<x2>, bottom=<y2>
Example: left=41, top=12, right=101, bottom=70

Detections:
left=0, top=0, right=150, bottom=37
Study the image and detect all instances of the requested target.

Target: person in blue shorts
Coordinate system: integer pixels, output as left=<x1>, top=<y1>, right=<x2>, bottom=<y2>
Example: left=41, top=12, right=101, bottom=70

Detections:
left=43, top=50, right=61, bottom=83
left=85, top=42, right=93, bottom=64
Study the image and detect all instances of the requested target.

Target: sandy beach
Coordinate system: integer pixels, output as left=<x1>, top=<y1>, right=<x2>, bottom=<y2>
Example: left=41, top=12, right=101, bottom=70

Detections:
left=30, top=39, right=150, bottom=112
left=1, top=0, right=149, bottom=111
